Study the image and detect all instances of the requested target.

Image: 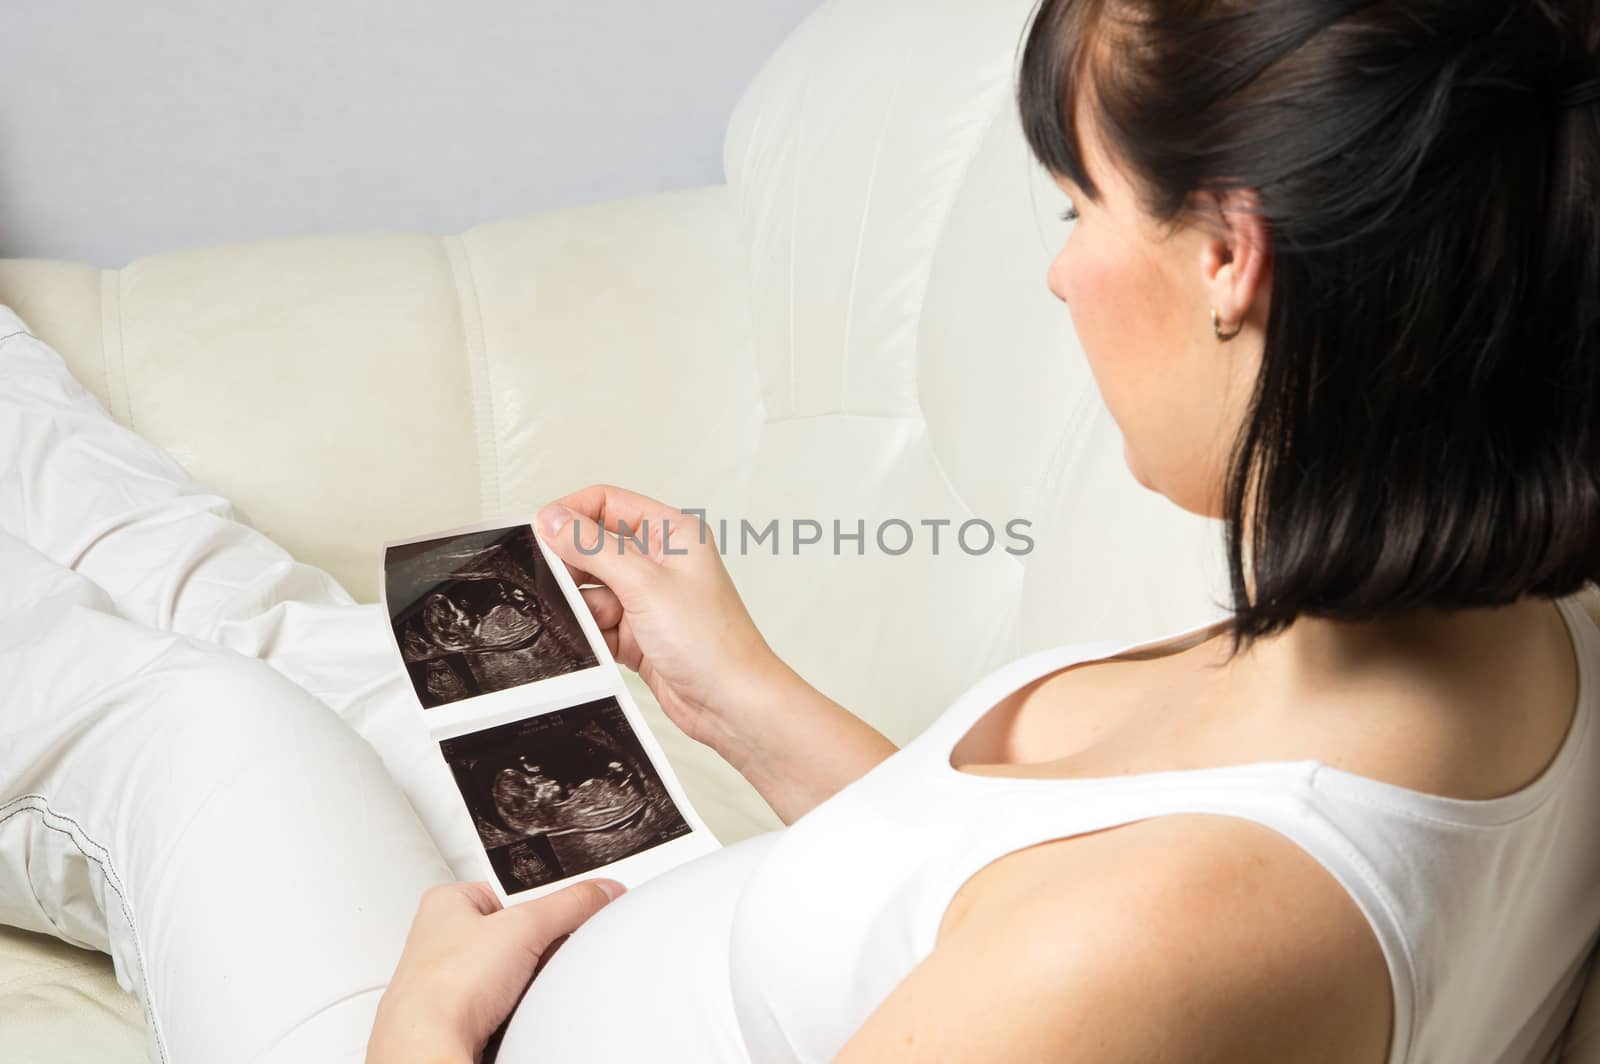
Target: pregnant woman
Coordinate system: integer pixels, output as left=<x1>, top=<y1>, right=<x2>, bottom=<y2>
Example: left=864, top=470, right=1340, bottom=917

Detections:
left=5, top=0, right=1600, bottom=1061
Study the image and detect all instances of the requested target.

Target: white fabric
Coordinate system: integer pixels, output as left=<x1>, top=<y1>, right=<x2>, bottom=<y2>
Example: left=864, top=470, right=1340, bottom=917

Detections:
left=1, top=0, right=1597, bottom=1056
left=498, top=599, right=1600, bottom=1064
left=0, top=307, right=486, bottom=1061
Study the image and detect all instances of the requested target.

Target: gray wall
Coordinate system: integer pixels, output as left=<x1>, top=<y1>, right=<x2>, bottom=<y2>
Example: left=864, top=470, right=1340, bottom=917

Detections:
left=0, top=0, right=820, bottom=266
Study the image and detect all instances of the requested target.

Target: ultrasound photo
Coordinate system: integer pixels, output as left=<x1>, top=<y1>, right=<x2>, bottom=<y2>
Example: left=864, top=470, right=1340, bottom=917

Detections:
left=440, top=696, right=694, bottom=893
left=384, top=525, right=599, bottom=709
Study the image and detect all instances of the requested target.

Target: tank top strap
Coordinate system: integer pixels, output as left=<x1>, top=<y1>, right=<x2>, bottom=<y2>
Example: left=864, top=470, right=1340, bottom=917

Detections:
left=896, top=767, right=1418, bottom=1064
left=888, top=593, right=1600, bottom=1064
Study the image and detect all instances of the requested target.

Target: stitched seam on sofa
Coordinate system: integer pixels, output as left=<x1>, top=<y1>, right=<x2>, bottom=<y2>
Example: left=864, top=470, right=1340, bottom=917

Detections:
left=839, top=62, right=909, bottom=414
left=0, top=329, right=31, bottom=347
left=0, top=794, right=169, bottom=1064
left=764, top=410, right=921, bottom=424
left=905, top=93, right=1011, bottom=535
left=97, top=269, right=135, bottom=431
left=784, top=15, right=820, bottom=418
left=74, top=262, right=114, bottom=412
left=443, top=234, right=503, bottom=519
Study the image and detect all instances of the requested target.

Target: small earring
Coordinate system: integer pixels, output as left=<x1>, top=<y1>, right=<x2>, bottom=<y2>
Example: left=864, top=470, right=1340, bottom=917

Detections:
left=1211, top=307, right=1243, bottom=342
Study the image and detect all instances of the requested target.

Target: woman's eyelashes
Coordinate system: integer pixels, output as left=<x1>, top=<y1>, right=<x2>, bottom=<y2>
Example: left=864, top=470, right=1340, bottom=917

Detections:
left=1059, top=204, right=1080, bottom=223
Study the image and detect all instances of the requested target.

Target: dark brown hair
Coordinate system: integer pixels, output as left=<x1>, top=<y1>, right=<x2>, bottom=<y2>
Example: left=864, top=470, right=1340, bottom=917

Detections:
left=1019, top=0, right=1600, bottom=661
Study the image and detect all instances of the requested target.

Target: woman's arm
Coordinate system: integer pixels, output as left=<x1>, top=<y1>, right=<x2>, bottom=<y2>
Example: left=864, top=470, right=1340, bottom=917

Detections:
left=694, top=653, right=899, bottom=825
left=831, top=814, right=1393, bottom=1063
left=536, top=485, right=898, bottom=826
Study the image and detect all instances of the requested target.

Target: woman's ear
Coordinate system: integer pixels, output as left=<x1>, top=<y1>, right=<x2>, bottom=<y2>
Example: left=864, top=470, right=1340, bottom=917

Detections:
left=1199, top=187, right=1272, bottom=329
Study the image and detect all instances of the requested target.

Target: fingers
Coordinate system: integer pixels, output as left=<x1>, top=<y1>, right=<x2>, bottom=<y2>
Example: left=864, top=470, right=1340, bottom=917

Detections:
left=539, top=484, right=669, bottom=588
left=462, top=882, right=504, bottom=915
left=545, top=484, right=708, bottom=562
left=532, top=932, right=572, bottom=979
left=500, top=879, right=626, bottom=954
left=579, top=584, right=623, bottom=629
left=421, top=881, right=502, bottom=918
left=549, top=484, right=678, bottom=538
left=554, top=556, right=601, bottom=588
left=579, top=585, right=624, bottom=659
left=536, top=503, right=664, bottom=595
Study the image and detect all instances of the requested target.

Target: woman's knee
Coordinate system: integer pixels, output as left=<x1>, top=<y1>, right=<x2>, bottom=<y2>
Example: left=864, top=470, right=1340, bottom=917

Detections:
left=126, top=637, right=391, bottom=789
left=0, top=604, right=451, bottom=1064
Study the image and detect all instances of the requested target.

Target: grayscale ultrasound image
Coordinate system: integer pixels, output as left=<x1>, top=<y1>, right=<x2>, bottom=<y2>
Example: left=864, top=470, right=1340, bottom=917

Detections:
left=384, top=525, right=600, bottom=708
left=440, top=696, right=694, bottom=893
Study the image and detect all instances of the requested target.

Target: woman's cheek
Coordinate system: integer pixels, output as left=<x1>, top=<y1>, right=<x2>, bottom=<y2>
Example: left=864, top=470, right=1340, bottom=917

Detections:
left=1062, top=246, right=1127, bottom=388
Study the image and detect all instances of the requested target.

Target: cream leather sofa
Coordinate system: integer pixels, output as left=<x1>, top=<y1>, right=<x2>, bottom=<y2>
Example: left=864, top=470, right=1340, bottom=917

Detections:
left=2, top=0, right=1597, bottom=1059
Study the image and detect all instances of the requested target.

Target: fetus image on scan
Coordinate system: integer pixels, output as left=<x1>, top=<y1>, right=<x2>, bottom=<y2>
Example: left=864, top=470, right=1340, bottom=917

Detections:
left=384, top=525, right=600, bottom=708
left=440, top=696, right=694, bottom=892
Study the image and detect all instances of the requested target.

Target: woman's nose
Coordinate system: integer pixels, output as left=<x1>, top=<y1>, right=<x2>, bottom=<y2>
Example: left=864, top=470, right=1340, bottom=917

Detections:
left=1046, top=256, right=1071, bottom=305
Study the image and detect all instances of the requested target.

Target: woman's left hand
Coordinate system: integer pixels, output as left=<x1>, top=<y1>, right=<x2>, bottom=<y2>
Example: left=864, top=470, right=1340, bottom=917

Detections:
left=366, top=878, right=627, bottom=1063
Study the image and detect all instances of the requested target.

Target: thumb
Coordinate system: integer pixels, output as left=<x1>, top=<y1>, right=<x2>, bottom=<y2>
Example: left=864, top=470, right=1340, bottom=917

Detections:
left=536, top=505, right=660, bottom=593
left=502, top=878, right=627, bottom=953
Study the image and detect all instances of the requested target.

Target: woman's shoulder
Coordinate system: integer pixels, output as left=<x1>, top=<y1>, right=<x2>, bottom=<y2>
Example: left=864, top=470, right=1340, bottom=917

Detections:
left=918, top=811, right=1395, bottom=1064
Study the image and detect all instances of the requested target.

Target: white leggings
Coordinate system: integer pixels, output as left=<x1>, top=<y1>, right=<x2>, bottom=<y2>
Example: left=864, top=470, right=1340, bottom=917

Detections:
left=0, top=314, right=483, bottom=1063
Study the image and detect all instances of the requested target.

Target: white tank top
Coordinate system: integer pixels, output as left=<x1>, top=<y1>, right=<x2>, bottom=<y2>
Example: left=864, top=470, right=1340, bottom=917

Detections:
left=498, top=594, right=1600, bottom=1064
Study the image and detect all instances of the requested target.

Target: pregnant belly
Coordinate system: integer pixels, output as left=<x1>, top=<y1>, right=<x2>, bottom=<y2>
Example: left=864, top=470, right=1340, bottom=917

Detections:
left=494, top=829, right=786, bottom=1063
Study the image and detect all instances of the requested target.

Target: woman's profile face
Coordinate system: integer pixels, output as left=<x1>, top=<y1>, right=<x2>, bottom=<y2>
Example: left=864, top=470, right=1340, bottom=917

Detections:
left=1044, top=102, right=1270, bottom=519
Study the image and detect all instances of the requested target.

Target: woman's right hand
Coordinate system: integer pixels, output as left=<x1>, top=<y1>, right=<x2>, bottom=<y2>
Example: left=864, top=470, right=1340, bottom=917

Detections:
left=534, top=484, right=792, bottom=755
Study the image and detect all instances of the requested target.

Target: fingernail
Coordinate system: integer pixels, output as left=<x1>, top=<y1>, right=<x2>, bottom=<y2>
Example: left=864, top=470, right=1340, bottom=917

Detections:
left=599, top=880, right=626, bottom=900
left=538, top=505, right=570, bottom=538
